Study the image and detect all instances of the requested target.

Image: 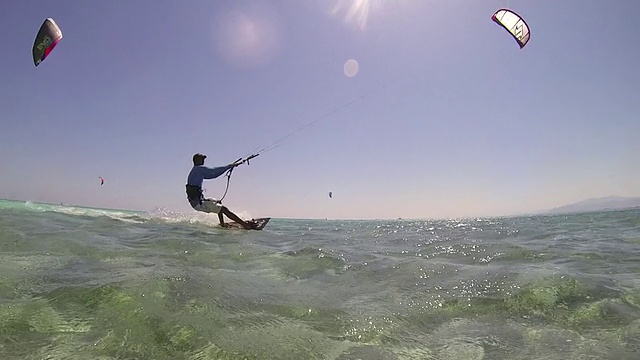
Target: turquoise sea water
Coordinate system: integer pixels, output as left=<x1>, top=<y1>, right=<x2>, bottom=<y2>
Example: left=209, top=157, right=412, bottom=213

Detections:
left=0, top=199, right=639, bottom=359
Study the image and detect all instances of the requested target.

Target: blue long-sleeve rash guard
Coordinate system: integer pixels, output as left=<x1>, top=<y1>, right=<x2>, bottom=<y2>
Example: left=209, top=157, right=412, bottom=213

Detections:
left=187, top=164, right=234, bottom=188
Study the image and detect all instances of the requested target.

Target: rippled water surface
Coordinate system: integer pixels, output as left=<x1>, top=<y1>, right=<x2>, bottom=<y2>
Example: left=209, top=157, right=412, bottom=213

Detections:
left=1, top=199, right=639, bottom=359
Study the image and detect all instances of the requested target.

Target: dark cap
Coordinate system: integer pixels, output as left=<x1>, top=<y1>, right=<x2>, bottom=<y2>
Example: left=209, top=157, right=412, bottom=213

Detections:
left=192, top=153, right=207, bottom=162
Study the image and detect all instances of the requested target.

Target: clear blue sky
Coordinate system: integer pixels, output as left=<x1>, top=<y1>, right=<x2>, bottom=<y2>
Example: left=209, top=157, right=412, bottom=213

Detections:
left=1, top=0, right=639, bottom=219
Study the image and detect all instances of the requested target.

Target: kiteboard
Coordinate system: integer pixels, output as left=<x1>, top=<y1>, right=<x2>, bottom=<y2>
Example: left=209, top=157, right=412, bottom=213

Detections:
left=222, top=217, right=271, bottom=230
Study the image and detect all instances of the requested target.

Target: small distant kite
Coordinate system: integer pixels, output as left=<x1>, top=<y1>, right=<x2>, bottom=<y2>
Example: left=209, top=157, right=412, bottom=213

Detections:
left=99, top=177, right=104, bottom=186
left=33, top=18, right=63, bottom=66
left=329, top=191, right=332, bottom=199
left=492, top=9, right=530, bottom=49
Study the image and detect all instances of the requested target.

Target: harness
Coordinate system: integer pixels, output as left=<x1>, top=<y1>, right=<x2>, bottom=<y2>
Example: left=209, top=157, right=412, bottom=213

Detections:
left=185, top=184, right=204, bottom=205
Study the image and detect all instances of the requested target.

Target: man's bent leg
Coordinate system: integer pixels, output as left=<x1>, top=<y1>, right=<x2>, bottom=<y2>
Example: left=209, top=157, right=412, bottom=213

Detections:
left=221, top=206, right=253, bottom=229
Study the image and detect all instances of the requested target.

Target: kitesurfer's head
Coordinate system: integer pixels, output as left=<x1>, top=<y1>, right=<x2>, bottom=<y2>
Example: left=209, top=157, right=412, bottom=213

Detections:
left=193, top=153, right=206, bottom=166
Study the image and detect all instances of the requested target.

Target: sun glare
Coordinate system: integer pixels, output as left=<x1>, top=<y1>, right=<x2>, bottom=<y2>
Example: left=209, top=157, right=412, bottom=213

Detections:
left=331, top=0, right=377, bottom=30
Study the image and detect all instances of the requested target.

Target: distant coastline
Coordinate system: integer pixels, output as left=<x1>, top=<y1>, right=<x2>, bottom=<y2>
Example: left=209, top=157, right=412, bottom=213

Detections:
left=543, top=196, right=640, bottom=215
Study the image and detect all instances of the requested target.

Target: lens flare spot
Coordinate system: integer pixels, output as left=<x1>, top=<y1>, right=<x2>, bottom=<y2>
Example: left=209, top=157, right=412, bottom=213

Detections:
left=211, top=4, right=283, bottom=69
left=344, top=59, right=359, bottom=77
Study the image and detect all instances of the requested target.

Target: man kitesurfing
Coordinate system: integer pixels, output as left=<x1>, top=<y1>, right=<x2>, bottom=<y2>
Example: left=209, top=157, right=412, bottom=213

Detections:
left=186, top=153, right=258, bottom=229
left=182, top=86, right=375, bottom=230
